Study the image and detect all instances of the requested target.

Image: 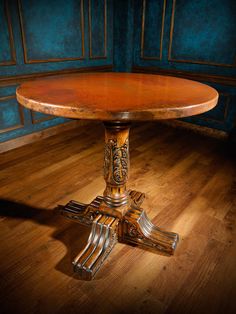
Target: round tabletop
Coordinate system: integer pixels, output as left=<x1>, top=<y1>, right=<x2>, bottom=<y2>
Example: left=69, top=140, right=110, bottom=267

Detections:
left=16, top=72, right=218, bottom=121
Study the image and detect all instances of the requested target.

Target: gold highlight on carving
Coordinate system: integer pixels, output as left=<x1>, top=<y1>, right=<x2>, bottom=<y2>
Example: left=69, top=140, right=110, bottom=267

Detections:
left=104, top=138, right=129, bottom=184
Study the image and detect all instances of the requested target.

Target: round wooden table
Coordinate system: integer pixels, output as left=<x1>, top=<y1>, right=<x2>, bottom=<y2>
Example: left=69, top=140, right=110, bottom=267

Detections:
left=16, top=72, right=218, bottom=280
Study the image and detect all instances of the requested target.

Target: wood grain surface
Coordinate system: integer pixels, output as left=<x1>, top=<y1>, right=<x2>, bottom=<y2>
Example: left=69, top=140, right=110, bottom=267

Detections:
left=0, top=122, right=235, bottom=313
left=16, top=73, right=219, bottom=121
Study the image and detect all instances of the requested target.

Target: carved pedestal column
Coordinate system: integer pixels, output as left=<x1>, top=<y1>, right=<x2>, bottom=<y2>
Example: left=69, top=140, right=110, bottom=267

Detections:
left=61, top=122, right=179, bottom=280
left=103, top=122, right=130, bottom=208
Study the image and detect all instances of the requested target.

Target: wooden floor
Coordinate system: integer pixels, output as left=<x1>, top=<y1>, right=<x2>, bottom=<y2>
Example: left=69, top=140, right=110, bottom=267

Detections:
left=0, top=122, right=235, bottom=314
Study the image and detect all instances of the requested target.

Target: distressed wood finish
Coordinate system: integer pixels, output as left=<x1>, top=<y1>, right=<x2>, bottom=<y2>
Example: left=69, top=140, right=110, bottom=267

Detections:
left=16, top=73, right=218, bottom=279
left=16, top=73, right=218, bottom=121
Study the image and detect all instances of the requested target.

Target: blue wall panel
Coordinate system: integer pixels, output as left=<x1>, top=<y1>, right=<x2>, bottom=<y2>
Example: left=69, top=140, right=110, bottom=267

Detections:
left=169, top=0, right=236, bottom=66
left=1, top=0, right=236, bottom=144
left=0, top=84, right=69, bottom=142
left=113, top=0, right=134, bottom=72
left=0, top=94, right=23, bottom=131
left=132, top=0, right=236, bottom=132
left=0, top=1, right=16, bottom=65
left=89, top=0, right=107, bottom=58
left=183, top=83, right=236, bottom=132
left=133, top=0, right=236, bottom=76
left=19, top=0, right=85, bottom=62
left=0, top=0, right=113, bottom=143
left=0, top=0, right=113, bottom=77
left=140, top=0, right=165, bottom=59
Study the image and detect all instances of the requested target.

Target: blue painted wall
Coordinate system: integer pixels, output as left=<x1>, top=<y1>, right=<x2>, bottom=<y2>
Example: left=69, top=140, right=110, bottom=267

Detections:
left=131, top=0, right=236, bottom=132
left=113, top=0, right=134, bottom=72
left=0, top=0, right=113, bottom=142
left=1, top=0, right=236, bottom=144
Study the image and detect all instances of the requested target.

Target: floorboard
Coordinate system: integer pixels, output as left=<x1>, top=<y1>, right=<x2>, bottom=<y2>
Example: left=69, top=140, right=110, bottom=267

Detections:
left=0, top=122, right=235, bottom=314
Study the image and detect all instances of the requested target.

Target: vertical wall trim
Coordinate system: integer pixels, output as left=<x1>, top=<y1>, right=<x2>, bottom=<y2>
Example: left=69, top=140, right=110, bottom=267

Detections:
left=140, top=0, right=166, bottom=60
left=0, top=95, right=24, bottom=133
left=89, top=0, right=107, bottom=59
left=197, top=93, right=230, bottom=124
left=30, top=111, right=55, bottom=124
left=0, top=0, right=16, bottom=66
left=18, top=0, right=85, bottom=63
left=168, top=0, right=236, bottom=67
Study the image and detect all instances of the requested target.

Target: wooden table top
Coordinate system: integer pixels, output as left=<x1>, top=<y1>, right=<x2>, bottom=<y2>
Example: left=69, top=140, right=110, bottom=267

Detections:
left=16, top=72, right=218, bottom=121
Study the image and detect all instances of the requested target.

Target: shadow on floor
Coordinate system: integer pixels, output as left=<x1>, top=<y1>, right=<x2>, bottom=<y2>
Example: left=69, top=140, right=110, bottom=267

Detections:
left=0, top=199, right=91, bottom=279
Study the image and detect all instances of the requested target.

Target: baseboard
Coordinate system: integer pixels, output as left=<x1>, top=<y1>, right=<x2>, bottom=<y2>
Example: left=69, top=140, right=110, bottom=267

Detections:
left=0, top=120, right=89, bottom=153
left=132, top=66, right=236, bottom=87
left=159, top=119, right=228, bottom=140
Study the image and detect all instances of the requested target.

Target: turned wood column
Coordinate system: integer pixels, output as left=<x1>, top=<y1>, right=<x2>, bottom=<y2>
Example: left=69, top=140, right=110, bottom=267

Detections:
left=103, top=122, right=131, bottom=208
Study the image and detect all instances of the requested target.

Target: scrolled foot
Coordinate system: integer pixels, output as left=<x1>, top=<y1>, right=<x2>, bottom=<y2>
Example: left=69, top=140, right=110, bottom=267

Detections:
left=121, top=207, right=179, bottom=255
left=73, top=214, right=119, bottom=280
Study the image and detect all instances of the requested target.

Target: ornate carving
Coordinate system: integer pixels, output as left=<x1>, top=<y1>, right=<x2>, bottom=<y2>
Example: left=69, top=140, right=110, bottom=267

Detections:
left=121, top=207, right=179, bottom=255
left=125, top=220, right=144, bottom=239
left=104, top=140, right=111, bottom=180
left=129, top=190, right=145, bottom=208
left=61, top=197, right=103, bottom=226
left=60, top=121, right=179, bottom=280
left=104, top=138, right=129, bottom=185
left=73, top=214, right=119, bottom=280
left=60, top=189, right=179, bottom=280
left=90, top=228, right=118, bottom=278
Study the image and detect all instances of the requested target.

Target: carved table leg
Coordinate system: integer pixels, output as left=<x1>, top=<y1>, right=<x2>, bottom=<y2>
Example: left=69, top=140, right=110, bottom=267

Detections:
left=121, top=206, right=179, bottom=255
left=60, top=121, right=179, bottom=280
left=73, top=214, right=119, bottom=280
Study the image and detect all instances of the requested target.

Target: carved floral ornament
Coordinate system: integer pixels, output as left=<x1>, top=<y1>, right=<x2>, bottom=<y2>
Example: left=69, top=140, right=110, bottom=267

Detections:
left=104, top=138, right=129, bottom=184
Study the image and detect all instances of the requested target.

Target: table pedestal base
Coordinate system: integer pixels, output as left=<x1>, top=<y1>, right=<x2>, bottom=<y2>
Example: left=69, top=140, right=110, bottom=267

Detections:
left=61, top=190, right=178, bottom=280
